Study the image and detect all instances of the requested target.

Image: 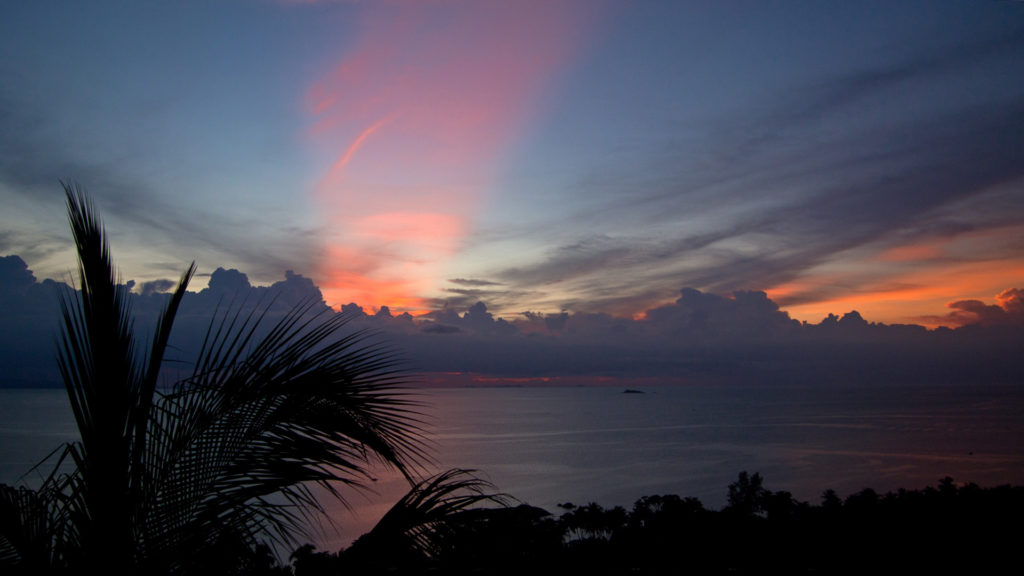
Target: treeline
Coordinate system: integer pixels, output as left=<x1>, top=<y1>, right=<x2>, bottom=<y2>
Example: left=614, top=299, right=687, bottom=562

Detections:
left=240, top=473, right=1023, bottom=575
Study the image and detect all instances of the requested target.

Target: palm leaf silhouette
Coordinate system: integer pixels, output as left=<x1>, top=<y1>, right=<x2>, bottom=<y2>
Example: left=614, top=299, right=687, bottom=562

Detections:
left=345, top=468, right=512, bottom=564
left=2, top=183, right=429, bottom=574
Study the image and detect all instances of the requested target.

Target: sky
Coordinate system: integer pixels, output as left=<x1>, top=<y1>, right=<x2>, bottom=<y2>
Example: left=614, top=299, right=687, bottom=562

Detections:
left=2, top=0, right=1024, bottom=333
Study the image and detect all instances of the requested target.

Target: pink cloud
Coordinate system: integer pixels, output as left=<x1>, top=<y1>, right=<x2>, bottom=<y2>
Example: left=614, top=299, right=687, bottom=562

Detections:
left=305, top=0, right=609, bottom=312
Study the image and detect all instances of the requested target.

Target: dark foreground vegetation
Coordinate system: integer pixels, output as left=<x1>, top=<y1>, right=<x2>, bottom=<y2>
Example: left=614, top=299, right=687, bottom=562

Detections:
left=270, top=473, right=1022, bottom=576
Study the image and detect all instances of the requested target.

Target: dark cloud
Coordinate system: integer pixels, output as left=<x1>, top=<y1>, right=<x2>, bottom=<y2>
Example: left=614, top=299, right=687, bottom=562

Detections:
left=643, top=289, right=798, bottom=341
left=0, top=255, right=36, bottom=293
left=543, top=312, right=568, bottom=333
left=205, top=267, right=253, bottom=295
left=181, top=268, right=329, bottom=323
left=3, top=255, right=1023, bottom=389
left=475, top=21, right=1024, bottom=318
left=138, top=278, right=177, bottom=296
left=427, top=279, right=540, bottom=319
left=448, top=278, right=504, bottom=287
left=421, top=324, right=460, bottom=335
left=420, top=301, right=516, bottom=336
left=499, top=236, right=633, bottom=286
left=0, top=255, right=63, bottom=387
left=0, top=82, right=322, bottom=287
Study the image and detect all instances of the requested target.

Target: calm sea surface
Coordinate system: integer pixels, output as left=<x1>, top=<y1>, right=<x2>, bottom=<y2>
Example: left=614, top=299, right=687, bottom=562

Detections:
left=3, top=383, right=1023, bottom=549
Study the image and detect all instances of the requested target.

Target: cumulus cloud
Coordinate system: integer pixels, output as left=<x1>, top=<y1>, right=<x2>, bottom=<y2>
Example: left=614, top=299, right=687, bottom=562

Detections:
left=930, top=288, right=1024, bottom=327
left=0, top=255, right=62, bottom=386
left=0, top=255, right=36, bottom=294
left=206, top=267, right=253, bottom=295
left=642, top=289, right=798, bottom=341
left=996, top=288, right=1024, bottom=316
left=2, top=254, right=1023, bottom=388
left=138, top=278, right=178, bottom=296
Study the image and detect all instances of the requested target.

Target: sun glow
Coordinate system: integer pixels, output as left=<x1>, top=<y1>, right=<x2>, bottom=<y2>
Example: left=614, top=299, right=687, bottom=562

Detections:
left=304, top=0, right=606, bottom=313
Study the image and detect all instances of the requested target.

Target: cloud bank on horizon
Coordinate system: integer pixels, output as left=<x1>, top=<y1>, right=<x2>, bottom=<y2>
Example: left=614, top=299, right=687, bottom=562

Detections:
left=2, top=253, right=1022, bottom=389
left=0, top=1, right=1023, bottom=330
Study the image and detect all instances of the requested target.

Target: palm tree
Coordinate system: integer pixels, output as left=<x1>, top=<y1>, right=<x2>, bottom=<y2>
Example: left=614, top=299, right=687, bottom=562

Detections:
left=1, top=183, right=432, bottom=574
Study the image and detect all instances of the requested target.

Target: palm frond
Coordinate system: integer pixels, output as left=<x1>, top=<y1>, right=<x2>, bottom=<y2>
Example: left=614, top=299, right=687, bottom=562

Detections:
left=134, top=263, right=195, bottom=493
left=347, top=469, right=513, bottom=560
left=0, top=484, right=56, bottom=573
left=10, top=183, right=432, bottom=574
left=138, top=298, right=430, bottom=567
left=0, top=443, right=83, bottom=574
left=55, top=182, right=145, bottom=571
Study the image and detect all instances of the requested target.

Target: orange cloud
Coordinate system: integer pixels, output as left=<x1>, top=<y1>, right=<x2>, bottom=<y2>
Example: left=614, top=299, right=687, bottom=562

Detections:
left=769, top=259, right=1024, bottom=328
left=875, top=242, right=945, bottom=263
left=765, top=222, right=1024, bottom=328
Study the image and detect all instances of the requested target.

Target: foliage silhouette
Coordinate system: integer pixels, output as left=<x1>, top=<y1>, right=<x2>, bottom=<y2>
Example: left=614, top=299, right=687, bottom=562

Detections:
left=0, top=183, right=432, bottom=574
left=725, top=470, right=768, bottom=517
left=280, top=474, right=1024, bottom=575
left=337, top=469, right=516, bottom=573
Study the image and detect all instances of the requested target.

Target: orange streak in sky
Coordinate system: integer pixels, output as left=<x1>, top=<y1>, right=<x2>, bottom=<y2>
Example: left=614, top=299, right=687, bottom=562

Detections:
left=319, top=116, right=393, bottom=193
left=875, top=242, right=945, bottom=263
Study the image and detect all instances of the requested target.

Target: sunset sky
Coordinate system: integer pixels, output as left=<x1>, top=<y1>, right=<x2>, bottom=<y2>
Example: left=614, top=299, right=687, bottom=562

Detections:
left=2, top=0, right=1023, bottom=328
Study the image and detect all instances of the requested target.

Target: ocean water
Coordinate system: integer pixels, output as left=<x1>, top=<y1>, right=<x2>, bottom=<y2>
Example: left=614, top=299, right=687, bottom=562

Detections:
left=3, top=383, right=1023, bottom=550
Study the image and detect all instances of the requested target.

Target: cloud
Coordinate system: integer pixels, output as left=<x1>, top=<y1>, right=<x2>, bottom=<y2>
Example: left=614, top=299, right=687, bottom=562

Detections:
left=997, top=288, right=1024, bottom=316
left=0, top=255, right=36, bottom=293
left=470, top=22, right=1024, bottom=325
left=448, top=278, right=504, bottom=287
left=642, top=288, right=799, bottom=341
left=205, top=267, right=253, bottom=295
left=0, top=255, right=63, bottom=387
left=3, top=252, right=1023, bottom=389
left=0, top=72, right=322, bottom=291
left=927, top=288, right=1024, bottom=327
left=138, top=278, right=177, bottom=296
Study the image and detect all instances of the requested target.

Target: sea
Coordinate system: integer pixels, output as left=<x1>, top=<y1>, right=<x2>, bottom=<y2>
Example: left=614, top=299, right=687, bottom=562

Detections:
left=2, top=382, right=1023, bottom=551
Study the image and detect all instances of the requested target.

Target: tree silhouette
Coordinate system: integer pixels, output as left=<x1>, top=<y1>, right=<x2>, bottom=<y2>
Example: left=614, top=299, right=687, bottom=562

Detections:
left=339, top=469, right=512, bottom=573
left=0, top=183, right=429, bottom=574
left=725, top=470, right=769, bottom=517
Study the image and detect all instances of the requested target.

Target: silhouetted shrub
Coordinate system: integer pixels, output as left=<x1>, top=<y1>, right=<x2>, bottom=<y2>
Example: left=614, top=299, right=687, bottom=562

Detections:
left=282, top=474, right=1024, bottom=575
